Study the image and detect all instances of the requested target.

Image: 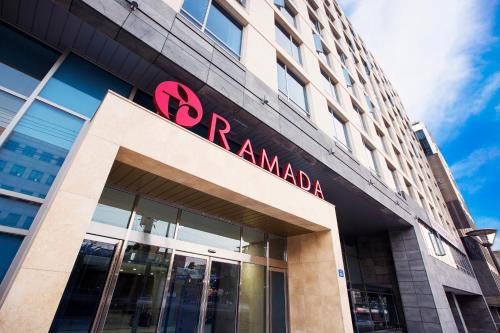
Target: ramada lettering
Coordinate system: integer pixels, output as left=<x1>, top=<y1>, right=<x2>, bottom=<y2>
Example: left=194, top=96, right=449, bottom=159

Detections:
left=154, top=81, right=324, bottom=200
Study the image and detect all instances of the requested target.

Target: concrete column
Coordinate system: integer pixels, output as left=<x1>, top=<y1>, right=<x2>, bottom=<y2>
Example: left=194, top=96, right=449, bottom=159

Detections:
left=389, top=227, right=444, bottom=333
left=287, top=230, right=353, bottom=333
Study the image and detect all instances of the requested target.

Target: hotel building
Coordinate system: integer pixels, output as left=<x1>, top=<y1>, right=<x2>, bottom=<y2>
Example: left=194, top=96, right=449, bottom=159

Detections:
left=0, top=0, right=497, bottom=332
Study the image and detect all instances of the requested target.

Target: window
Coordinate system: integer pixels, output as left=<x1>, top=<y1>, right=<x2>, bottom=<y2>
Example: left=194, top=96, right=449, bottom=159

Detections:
left=364, top=94, right=374, bottom=115
left=0, top=195, right=39, bottom=230
left=0, top=24, right=59, bottom=134
left=0, top=23, right=59, bottom=96
left=39, top=54, right=131, bottom=119
left=321, top=71, right=338, bottom=102
left=0, top=232, right=23, bottom=284
left=352, top=103, right=367, bottom=131
left=337, top=48, right=348, bottom=66
left=277, top=60, right=308, bottom=113
left=177, top=210, right=241, bottom=252
left=0, top=101, right=84, bottom=198
left=275, top=22, right=301, bottom=64
left=428, top=230, right=446, bottom=256
left=363, top=142, right=379, bottom=175
left=92, top=187, right=135, bottom=228
left=343, top=67, right=357, bottom=97
left=275, top=0, right=296, bottom=28
left=376, top=130, right=388, bottom=153
left=331, top=110, right=350, bottom=150
left=318, top=44, right=331, bottom=68
left=386, top=164, right=399, bottom=192
left=181, top=0, right=243, bottom=58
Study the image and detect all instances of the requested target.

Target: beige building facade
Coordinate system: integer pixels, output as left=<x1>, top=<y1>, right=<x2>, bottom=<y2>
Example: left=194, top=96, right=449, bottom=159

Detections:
left=0, top=0, right=496, bottom=332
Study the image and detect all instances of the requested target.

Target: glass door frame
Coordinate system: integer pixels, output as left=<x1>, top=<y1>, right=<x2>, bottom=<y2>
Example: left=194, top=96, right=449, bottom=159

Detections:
left=82, top=189, right=288, bottom=333
left=170, top=251, right=241, bottom=333
left=268, top=267, right=289, bottom=333
left=75, top=234, right=124, bottom=333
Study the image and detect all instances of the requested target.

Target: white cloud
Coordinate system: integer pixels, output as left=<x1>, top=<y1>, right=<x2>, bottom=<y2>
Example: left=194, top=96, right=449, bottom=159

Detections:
left=450, top=147, right=500, bottom=179
left=337, top=0, right=495, bottom=142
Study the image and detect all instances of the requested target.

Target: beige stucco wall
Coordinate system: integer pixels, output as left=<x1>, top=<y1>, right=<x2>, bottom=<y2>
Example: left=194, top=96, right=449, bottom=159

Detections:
left=0, top=92, right=349, bottom=332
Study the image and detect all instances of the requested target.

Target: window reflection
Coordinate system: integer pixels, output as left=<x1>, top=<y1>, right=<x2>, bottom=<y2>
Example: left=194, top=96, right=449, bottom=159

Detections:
left=0, top=232, right=23, bottom=283
left=103, top=243, right=171, bottom=332
left=242, top=227, right=266, bottom=257
left=0, top=23, right=59, bottom=96
left=0, top=90, right=24, bottom=134
left=39, top=54, right=131, bottom=119
left=92, top=187, right=135, bottom=228
left=269, top=234, right=286, bottom=260
left=176, top=210, right=241, bottom=252
left=132, top=197, right=178, bottom=238
left=239, top=263, right=266, bottom=333
left=163, top=255, right=207, bottom=333
left=0, top=195, right=39, bottom=229
left=182, top=0, right=243, bottom=58
left=204, top=261, right=239, bottom=333
left=50, top=239, right=116, bottom=333
left=0, top=101, right=84, bottom=198
left=205, top=3, right=242, bottom=57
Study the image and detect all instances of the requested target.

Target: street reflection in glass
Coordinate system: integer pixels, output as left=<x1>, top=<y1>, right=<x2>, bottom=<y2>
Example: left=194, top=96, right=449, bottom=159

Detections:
left=50, top=239, right=116, bottom=333
left=204, top=261, right=239, bottom=333
left=163, top=255, right=207, bottom=333
left=103, top=243, right=171, bottom=332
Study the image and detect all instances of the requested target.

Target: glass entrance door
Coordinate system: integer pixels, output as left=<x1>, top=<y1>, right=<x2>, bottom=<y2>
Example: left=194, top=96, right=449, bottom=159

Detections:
left=203, top=259, right=239, bottom=333
left=50, top=235, right=120, bottom=333
left=162, top=253, right=240, bottom=333
left=163, top=253, right=207, bottom=333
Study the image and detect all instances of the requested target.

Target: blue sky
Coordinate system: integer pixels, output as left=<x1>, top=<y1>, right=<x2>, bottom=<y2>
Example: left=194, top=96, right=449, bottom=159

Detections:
left=338, top=0, right=500, bottom=248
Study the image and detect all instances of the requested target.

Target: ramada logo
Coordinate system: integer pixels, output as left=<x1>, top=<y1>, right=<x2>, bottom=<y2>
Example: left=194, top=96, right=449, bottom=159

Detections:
left=154, top=81, right=324, bottom=200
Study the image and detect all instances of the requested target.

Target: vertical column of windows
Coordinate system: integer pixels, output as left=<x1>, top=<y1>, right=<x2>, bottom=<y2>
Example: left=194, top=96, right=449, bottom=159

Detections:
left=0, top=24, right=132, bottom=285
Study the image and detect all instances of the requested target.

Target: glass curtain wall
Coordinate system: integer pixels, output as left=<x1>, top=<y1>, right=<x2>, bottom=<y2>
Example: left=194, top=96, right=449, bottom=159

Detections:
left=0, top=23, right=132, bottom=285
left=53, top=186, right=289, bottom=332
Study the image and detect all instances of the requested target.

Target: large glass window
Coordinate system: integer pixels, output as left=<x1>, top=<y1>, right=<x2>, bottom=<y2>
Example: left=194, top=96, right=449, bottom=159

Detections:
left=277, top=61, right=308, bottom=113
left=363, top=142, right=379, bottom=175
left=0, top=23, right=59, bottom=97
left=39, top=54, right=131, bottom=119
left=331, top=111, right=350, bottom=151
left=0, top=101, right=84, bottom=198
left=270, top=271, right=287, bottom=333
left=182, top=0, right=243, bottom=58
left=50, top=239, right=117, bottom=333
left=92, top=187, right=135, bottom=228
left=132, top=197, right=178, bottom=237
left=163, top=254, right=207, bottom=332
left=0, top=91, right=24, bottom=134
left=275, top=23, right=301, bottom=64
left=269, top=234, right=286, bottom=260
left=204, top=260, right=240, bottom=333
left=275, top=1, right=296, bottom=28
left=176, top=210, right=241, bottom=252
left=0, top=195, right=40, bottom=230
left=242, top=227, right=266, bottom=257
left=321, top=71, right=338, bottom=101
left=0, top=232, right=23, bottom=283
left=239, top=263, right=266, bottom=333
left=103, top=243, right=171, bottom=332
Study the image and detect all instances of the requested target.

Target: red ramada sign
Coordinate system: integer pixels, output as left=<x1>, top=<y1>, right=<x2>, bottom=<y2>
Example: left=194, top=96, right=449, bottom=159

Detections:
left=154, top=81, right=324, bottom=200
